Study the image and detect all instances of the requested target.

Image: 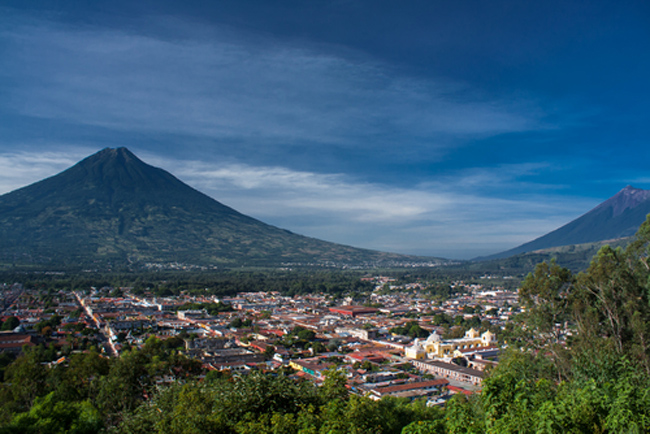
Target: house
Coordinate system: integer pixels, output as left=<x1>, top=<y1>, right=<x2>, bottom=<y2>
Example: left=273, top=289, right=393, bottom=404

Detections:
left=289, top=358, right=335, bottom=379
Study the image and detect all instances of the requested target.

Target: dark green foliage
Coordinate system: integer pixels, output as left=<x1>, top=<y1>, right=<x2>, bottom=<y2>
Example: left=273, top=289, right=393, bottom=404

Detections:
left=445, top=394, right=485, bottom=434
left=0, top=350, right=446, bottom=433
left=565, top=214, right=650, bottom=376
left=2, top=351, right=48, bottom=413
left=453, top=350, right=650, bottom=433
left=0, top=353, right=16, bottom=383
left=431, top=313, right=453, bottom=326
left=423, top=282, right=454, bottom=301
left=49, top=350, right=110, bottom=403
left=0, top=317, right=19, bottom=331
left=229, top=317, right=252, bottom=328
left=177, top=301, right=233, bottom=314
left=117, top=370, right=443, bottom=434
left=0, top=337, right=204, bottom=429
left=34, top=314, right=62, bottom=334
left=292, top=326, right=316, bottom=341
left=517, top=260, right=573, bottom=380
left=390, top=321, right=429, bottom=338
left=0, top=392, right=103, bottom=434
left=0, top=268, right=375, bottom=298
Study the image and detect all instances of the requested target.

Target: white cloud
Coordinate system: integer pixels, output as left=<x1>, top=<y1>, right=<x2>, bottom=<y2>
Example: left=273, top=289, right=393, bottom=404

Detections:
left=1, top=15, right=542, bottom=152
left=0, top=147, right=598, bottom=259
left=149, top=154, right=596, bottom=258
left=152, top=158, right=442, bottom=222
left=0, top=147, right=93, bottom=194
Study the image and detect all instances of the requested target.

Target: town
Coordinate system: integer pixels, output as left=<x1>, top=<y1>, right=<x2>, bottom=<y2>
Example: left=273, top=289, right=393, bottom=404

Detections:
left=0, top=275, right=519, bottom=404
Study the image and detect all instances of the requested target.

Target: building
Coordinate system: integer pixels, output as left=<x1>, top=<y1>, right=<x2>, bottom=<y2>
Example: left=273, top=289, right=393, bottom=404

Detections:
left=329, top=306, right=378, bottom=317
left=177, top=309, right=207, bottom=320
left=368, top=379, right=449, bottom=400
left=0, top=331, right=36, bottom=354
left=335, top=327, right=378, bottom=340
left=411, top=359, right=484, bottom=385
left=289, top=358, right=335, bottom=379
left=405, top=328, right=496, bottom=359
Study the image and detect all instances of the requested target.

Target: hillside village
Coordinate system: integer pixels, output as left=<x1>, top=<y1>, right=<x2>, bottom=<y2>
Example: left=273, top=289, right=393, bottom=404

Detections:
left=0, top=276, right=518, bottom=403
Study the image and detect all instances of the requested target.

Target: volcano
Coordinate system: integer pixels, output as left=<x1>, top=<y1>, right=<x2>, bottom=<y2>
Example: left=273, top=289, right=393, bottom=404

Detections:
left=0, top=148, right=435, bottom=268
left=484, top=185, right=650, bottom=260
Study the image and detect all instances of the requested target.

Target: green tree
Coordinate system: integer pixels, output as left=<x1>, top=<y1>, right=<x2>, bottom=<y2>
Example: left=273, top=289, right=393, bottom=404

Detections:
left=1, top=392, right=103, bottom=434
left=57, top=349, right=110, bottom=402
left=1, top=317, right=20, bottom=331
left=401, top=420, right=445, bottom=434
left=3, top=351, right=48, bottom=411
left=117, top=382, right=228, bottom=434
left=574, top=237, right=650, bottom=375
left=320, top=369, right=349, bottom=403
left=296, top=328, right=316, bottom=341
left=444, top=394, right=485, bottom=434
left=518, top=260, right=573, bottom=381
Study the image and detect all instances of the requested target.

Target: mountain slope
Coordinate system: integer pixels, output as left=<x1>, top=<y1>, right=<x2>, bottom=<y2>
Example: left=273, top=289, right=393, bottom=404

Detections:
left=484, top=186, right=650, bottom=260
left=0, top=148, right=438, bottom=268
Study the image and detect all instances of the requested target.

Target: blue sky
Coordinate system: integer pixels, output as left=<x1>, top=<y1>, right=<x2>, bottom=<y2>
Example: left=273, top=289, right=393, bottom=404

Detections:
left=1, top=1, right=648, bottom=259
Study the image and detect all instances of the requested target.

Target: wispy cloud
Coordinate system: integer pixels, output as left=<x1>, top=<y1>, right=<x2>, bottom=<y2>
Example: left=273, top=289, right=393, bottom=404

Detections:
left=0, top=146, right=598, bottom=259
left=0, top=147, right=93, bottom=194
left=148, top=154, right=596, bottom=258
left=419, top=162, right=574, bottom=197
left=1, top=13, right=542, bottom=155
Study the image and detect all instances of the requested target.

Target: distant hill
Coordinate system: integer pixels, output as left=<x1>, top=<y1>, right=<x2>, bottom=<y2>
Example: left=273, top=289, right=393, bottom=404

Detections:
left=0, top=148, right=443, bottom=269
left=462, top=238, right=632, bottom=275
left=482, top=185, right=650, bottom=261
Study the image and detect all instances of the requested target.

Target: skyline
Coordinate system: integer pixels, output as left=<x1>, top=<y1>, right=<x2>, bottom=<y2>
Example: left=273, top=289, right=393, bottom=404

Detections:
left=1, top=1, right=649, bottom=259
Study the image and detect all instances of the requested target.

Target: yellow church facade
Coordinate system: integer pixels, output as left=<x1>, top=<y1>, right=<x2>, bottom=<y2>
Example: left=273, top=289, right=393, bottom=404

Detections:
left=405, top=328, right=496, bottom=360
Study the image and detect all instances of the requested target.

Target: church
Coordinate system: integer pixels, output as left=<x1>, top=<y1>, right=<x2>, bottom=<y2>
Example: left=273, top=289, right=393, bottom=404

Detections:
left=405, top=328, right=496, bottom=360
